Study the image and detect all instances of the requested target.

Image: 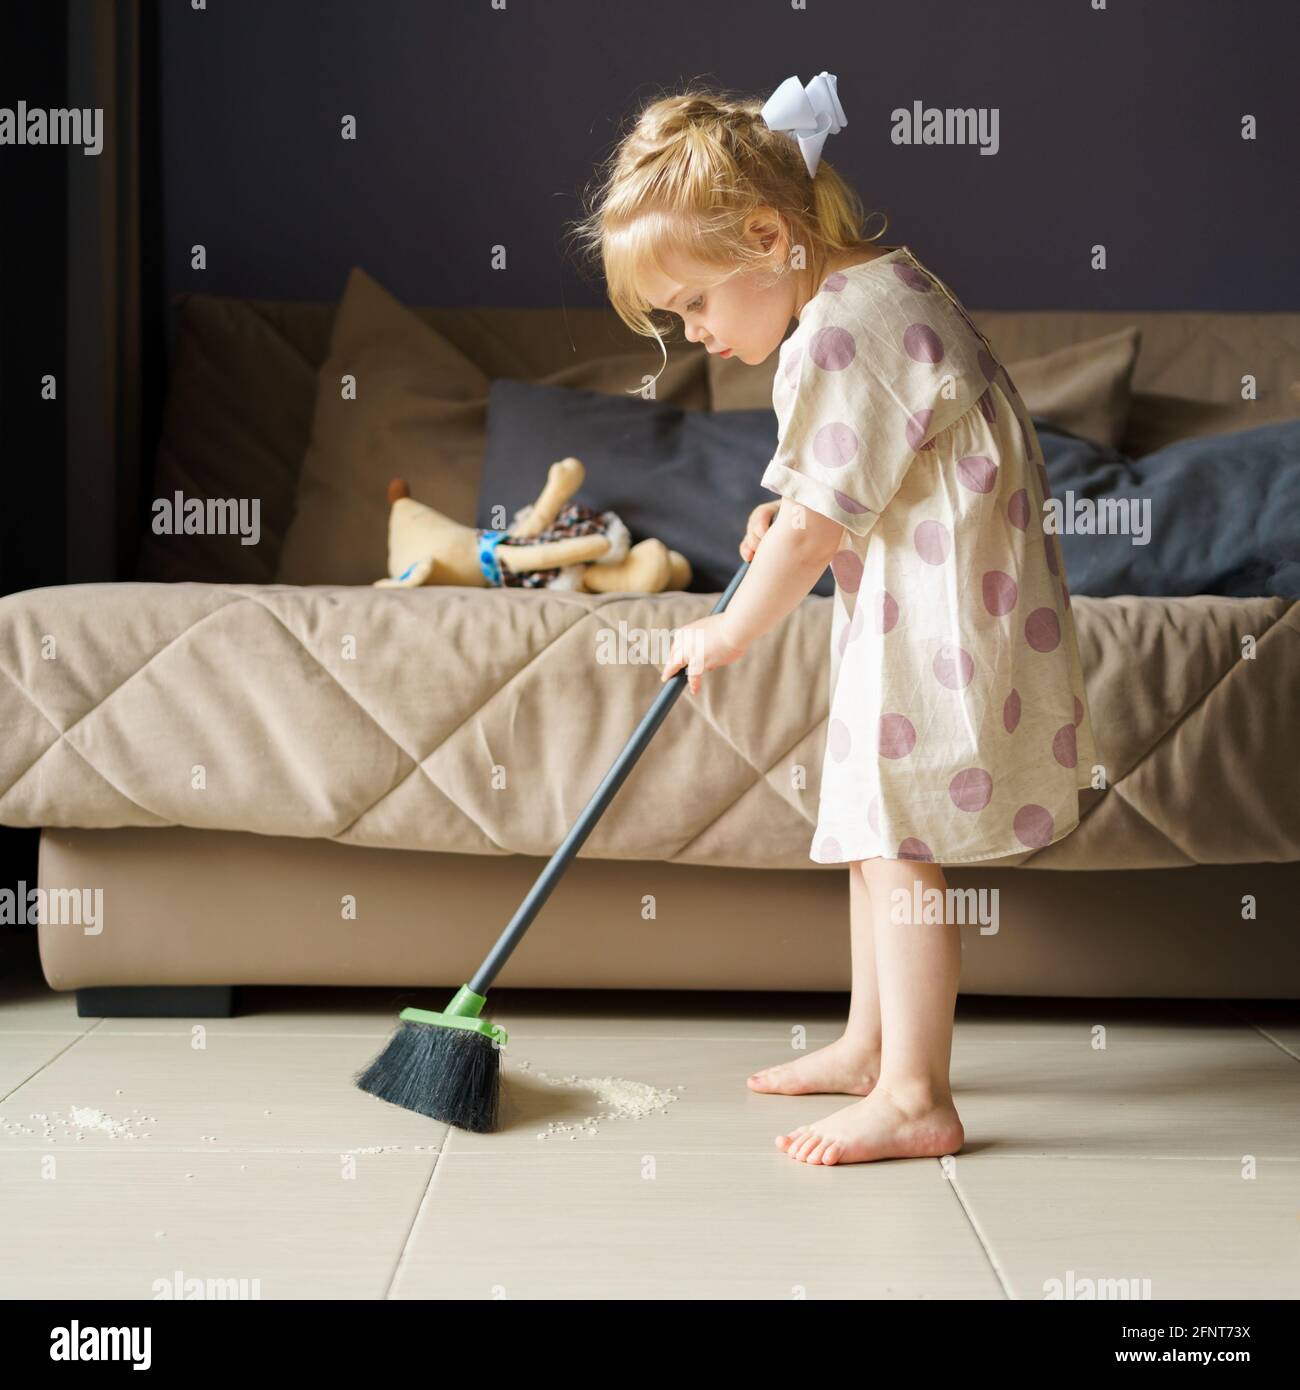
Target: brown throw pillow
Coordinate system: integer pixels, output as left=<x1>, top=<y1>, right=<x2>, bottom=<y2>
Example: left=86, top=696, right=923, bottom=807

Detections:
left=1005, top=326, right=1141, bottom=448
left=137, top=295, right=325, bottom=583
left=276, top=268, right=491, bottom=586
left=709, top=323, right=1141, bottom=449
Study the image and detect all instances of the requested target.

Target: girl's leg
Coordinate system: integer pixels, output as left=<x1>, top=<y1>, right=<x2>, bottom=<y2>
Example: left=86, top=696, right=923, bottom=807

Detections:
left=774, top=856, right=965, bottom=1164
left=844, top=858, right=884, bottom=1050
left=862, top=857, right=960, bottom=1105
left=746, top=859, right=881, bottom=1095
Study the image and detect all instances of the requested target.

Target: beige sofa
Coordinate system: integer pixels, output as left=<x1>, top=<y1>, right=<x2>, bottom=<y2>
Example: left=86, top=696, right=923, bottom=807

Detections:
left=8, top=272, right=1300, bottom=1010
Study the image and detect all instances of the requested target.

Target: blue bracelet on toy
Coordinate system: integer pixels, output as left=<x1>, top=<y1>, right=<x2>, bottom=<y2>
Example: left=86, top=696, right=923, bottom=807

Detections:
left=478, top=529, right=508, bottom=587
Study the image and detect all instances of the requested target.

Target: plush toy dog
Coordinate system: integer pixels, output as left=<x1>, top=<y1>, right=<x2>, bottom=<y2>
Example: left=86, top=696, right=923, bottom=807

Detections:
left=375, top=456, right=691, bottom=593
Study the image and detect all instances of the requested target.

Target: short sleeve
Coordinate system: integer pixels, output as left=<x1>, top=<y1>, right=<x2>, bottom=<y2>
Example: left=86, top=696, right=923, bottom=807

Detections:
left=761, top=275, right=988, bottom=539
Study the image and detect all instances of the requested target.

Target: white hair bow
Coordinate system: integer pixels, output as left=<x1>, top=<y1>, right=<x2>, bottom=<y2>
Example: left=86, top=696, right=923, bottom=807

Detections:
left=760, top=72, right=847, bottom=178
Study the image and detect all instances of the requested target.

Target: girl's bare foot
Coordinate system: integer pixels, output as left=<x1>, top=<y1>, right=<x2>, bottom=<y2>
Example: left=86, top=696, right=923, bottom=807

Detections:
left=747, top=1037, right=881, bottom=1096
left=774, top=1085, right=965, bottom=1165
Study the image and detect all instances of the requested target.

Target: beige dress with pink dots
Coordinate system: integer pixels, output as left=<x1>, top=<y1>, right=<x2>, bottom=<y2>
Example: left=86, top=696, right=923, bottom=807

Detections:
left=760, top=245, right=1098, bottom=865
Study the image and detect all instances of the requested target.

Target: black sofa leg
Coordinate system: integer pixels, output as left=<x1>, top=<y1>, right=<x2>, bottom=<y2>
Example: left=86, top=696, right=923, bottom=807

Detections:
left=76, top=986, right=238, bottom=1018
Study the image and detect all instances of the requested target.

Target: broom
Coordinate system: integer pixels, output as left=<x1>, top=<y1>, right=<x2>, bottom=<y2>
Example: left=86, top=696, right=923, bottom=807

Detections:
left=354, top=559, right=752, bottom=1132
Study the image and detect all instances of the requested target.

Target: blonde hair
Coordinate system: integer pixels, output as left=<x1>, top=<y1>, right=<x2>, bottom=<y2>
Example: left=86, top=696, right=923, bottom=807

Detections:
left=566, top=83, right=889, bottom=393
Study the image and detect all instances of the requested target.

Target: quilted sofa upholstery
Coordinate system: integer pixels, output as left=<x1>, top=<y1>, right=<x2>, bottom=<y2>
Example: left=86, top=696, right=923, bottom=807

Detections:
left=0, top=583, right=1296, bottom=871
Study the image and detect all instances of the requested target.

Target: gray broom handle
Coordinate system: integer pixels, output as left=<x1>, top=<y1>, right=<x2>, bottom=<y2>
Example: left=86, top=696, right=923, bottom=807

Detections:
left=469, top=559, right=752, bottom=994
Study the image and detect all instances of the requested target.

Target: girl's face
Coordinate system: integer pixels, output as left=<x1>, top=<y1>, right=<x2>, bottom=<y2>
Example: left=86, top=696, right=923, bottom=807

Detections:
left=640, top=216, right=806, bottom=366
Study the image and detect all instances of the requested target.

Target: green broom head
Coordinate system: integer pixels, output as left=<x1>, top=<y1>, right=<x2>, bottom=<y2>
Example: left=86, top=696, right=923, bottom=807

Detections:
left=354, top=985, right=509, bottom=1133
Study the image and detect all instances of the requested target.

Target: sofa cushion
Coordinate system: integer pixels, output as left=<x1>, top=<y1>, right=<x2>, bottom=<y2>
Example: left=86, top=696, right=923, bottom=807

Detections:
left=1001, top=326, right=1141, bottom=449
left=136, top=295, right=325, bottom=583
left=709, top=324, right=1141, bottom=449
left=276, top=268, right=491, bottom=586
left=1121, top=390, right=1282, bottom=458
left=1041, top=417, right=1300, bottom=598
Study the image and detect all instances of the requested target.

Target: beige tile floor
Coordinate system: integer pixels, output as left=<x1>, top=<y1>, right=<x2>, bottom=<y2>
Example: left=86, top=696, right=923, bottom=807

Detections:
left=1, top=934, right=1298, bottom=1300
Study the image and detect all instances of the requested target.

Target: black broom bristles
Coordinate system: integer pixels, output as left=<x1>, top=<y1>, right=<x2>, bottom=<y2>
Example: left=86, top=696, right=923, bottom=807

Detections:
left=354, top=1019, right=501, bottom=1133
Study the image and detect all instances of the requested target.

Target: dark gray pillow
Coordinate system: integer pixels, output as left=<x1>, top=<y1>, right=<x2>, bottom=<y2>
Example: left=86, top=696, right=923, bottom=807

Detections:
left=1039, top=417, right=1300, bottom=598
left=479, top=378, right=836, bottom=596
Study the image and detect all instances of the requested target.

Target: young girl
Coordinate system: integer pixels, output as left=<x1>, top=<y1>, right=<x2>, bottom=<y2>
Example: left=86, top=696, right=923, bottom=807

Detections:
left=572, top=83, right=1098, bottom=1166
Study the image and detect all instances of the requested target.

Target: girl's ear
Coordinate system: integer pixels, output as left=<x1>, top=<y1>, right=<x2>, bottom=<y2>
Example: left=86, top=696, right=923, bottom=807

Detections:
left=743, top=208, right=781, bottom=256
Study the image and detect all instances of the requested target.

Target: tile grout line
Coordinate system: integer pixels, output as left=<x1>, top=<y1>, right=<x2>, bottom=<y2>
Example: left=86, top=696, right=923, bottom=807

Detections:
left=1226, top=1018, right=1300, bottom=1064
left=1214, top=997, right=1300, bottom=1061
left=0, top=1147, right=1295, bottom=1160
left=6, top=1028, right=1293, bottom=1041
left=0, top=1022, right=105, bottom=1104
left=0, top=1029, right=854, bottom=1038
left=944, top=1168, right=1014, bottom=1299
left=382, top=1134, right=451, bottom=1299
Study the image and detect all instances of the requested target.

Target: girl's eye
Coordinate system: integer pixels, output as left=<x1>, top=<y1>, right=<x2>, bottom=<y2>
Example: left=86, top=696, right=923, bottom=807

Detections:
left=685, top=296, right=703, bottom=314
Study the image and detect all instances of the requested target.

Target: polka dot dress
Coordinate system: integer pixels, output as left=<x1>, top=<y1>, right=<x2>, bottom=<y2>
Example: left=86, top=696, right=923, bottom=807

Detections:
left=760, top=245, right=1099, bottom=865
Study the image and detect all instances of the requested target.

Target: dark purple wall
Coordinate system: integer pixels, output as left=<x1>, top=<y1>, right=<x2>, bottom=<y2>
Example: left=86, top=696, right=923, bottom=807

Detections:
left=157, top=0, right=1294, bottom=311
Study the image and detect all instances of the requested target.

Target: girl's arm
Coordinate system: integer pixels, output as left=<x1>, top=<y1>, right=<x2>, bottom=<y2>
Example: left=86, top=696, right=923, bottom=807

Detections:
left=722, top=500, right=845, bottom=648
